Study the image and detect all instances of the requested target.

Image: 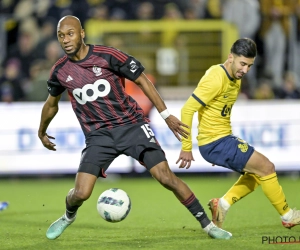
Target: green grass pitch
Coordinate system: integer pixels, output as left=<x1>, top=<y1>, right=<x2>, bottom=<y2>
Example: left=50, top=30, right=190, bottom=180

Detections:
left=1, top=174, right=300, bottom=250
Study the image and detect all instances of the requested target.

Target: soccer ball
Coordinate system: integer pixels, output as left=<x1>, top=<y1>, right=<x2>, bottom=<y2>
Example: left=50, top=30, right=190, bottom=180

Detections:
left=97, top=188, right=131, bottom=222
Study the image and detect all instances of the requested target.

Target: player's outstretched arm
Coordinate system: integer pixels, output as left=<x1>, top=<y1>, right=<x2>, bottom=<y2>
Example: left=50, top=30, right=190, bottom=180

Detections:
left=38, top=94, right=61, bottom=151
left=176, top=150, right=195, bottom=169
left=134, top=73, right=189, bottom=141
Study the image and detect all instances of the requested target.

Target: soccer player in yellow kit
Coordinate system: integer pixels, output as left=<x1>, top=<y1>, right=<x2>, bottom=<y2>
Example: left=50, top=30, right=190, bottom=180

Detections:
left=176, top=38, right=300, bottom=231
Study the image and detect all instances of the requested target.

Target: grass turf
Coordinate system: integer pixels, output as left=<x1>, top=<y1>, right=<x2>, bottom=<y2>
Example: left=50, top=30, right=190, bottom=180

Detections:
left=0, top=174, right=300, bottom=250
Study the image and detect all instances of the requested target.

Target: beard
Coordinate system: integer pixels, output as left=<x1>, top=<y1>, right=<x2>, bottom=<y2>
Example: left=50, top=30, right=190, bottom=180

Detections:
left=62, top=39, right=83, bottom=57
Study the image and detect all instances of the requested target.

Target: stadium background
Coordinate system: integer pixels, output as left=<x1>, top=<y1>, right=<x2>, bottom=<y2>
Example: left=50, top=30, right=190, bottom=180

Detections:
left=1, top=0, right=300, bottom=176
left=1, top=2, right=300, bottom=249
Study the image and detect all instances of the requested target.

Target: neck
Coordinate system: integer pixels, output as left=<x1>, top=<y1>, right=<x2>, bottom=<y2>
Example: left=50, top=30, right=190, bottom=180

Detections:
left=223, top=60, right=233, bottom=78
left=70, top=43, right=89, bottom=61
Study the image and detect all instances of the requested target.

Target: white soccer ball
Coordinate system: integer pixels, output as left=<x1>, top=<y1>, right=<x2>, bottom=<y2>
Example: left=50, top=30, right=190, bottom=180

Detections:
left=97, top=188, right=131, bottom=222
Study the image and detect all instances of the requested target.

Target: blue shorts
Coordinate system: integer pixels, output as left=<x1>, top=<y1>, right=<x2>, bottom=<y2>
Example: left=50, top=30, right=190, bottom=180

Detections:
left=199, top=135, right=255, bottom=173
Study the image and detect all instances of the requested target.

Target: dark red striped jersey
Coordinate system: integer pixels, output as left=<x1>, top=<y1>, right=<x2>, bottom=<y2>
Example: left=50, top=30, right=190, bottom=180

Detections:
left=47, top=45, right=149, bottom=136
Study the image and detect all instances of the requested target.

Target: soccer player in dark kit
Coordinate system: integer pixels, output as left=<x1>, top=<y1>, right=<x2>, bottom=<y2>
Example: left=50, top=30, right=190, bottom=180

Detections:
left=38, top=15, right=232, bottom=240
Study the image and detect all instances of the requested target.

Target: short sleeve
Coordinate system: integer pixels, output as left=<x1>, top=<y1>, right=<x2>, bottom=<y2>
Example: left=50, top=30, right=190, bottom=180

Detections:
left=47, top=78, right=65, bottom=97
left=119, top=56, right=145, bottom=81
left=192, top=73, right=222, bottom=106
left=103, top=46, right=145, bottom=81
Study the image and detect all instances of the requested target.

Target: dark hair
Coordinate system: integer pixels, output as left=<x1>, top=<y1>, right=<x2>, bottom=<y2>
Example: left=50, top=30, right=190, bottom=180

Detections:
left=230, top=38, right=257, bottom=58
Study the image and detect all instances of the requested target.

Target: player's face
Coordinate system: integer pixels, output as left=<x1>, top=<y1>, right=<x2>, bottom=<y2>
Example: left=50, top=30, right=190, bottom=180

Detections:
left=57, top=21, right=84, bottom=58
left=231, top=55, right=255, bottom=80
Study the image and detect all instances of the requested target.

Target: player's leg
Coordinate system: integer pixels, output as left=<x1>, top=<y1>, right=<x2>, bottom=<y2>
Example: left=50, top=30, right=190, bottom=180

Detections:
left=243, top=150, right=300, bottom=228
left=46, top=135, right=116, bottom=240
left=66, top=172, right=98, bottom=217
left=200, top=135, right=258, bottom=228
left=120, top=122, right=231, bottom=238
left=46, top=172, right=98, bottom=240
left=145, top=151, right=231, bottom=239
left=208, top=172, right=260, bottom=228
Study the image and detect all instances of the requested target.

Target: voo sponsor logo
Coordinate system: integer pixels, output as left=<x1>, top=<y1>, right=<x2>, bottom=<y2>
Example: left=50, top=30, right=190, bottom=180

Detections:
left=73, top=79, right=111, bottom=105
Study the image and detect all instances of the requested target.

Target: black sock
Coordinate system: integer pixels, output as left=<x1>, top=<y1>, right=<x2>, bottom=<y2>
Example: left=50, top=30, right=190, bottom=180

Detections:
left=181, top=193, right=211, bottom=228
left=65, top=197, right=80, bottom=219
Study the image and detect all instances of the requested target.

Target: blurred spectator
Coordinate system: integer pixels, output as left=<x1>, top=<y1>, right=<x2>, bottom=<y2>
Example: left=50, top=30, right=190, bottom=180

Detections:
left=110, top=8, right=127, bottom=21
left=84, top=4, right=109, bottom=44
left=45, top=0, right=73, bottom=23
left=43, top=40, right=64, bottom=68
left=134, top=1, right=155, bottom=20
left=105, top=0, right=135, bottom=20
left=160, top=3, right=183, bottom=47
left=259, top=0, right=294, bottom=88
left=5, top=17, right=40, bottom=79
left=68, top=0, right=92, bottom=25
left=222, top=0, right=260, bottom=40
left=183, top=7, right=200, bottom=20
left=222, top=0, right=261, bottom=97
left=13, top=0, right=50, bottom=21
left=0, top=0, right=17, bottom=15
left=275, top=71, right=300, bottom=99
left=184, top=0, right=207, bottom=19
left=25, top=59, right=49, bottom=101
left=204, top=0, right=222, bottom=19
left=26, top=40, right=64, bottom=101
left=104, top=35, right=127, bottom=52
left=254, top=78, right=275, bottom=100
left=46, top=0, right=91, bottom=24
left=0, top=58, right=25, bottom=102
left=35, top=17, right=57, bottom=59
left=162, top=2, right=183, bottom=20
left=3, top=0, right=300, bottom=102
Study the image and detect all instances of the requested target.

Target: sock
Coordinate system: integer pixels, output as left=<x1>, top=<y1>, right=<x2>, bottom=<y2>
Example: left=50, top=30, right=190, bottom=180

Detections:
left=181, top=193, right=210, bottom=228
left=223, top=172, right=260, bottom=205
left=219, top=197, right=231, bottom=211
left=65, top=197, right=80, bottom=219
left=203, top=222, right=215, bottom=233
left=259, top=173, right=290, bottom=216
left=281, top=209, right=293, bottom=221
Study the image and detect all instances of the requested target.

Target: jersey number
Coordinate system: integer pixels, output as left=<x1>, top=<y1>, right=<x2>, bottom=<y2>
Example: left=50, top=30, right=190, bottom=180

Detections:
left=72, top=79, right=111, bottom=105
left=141, top=124, right=155, bottom=138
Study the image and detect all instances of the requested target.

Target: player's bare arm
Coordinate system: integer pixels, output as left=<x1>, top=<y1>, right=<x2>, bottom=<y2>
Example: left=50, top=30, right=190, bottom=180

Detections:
left=176, top=150, right=195, bottom=169
left=38, top=94, right=61, bottom=151
left=134, top=73, right=189, bottom=141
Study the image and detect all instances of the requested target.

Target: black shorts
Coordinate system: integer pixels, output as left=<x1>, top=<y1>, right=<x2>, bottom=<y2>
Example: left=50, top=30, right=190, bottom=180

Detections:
left=78, top=122, right=166, bottom=178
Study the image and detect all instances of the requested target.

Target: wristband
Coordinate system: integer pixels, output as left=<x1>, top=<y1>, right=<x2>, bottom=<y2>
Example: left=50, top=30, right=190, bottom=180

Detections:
left=160, top=109, right=171, bottom=120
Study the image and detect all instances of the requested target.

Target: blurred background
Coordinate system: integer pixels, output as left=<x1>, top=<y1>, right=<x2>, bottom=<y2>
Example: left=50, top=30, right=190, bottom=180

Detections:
left=1, top=0, right=300, bottom=177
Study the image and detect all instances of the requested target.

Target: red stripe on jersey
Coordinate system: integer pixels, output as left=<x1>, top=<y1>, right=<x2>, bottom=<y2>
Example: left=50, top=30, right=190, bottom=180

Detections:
left=110, top=78, right=138, bottom=123
left=93, top=46, right=127, bottom=62
left=102, top=97, right=124, bottom=124
left=92, top=100, right=114, bottom=129
left=49, top=55, right=68, bottom=76
left=70, top=96, right=91, bottom=132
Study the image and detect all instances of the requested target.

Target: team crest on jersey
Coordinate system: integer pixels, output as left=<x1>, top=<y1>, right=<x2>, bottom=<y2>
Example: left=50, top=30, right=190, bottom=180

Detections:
left=93, top=65, right=102, bottom=76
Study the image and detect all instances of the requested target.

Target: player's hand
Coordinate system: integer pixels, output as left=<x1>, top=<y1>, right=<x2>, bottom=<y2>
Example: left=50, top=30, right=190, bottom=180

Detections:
left=39, top=133, right=56, bottom=151
left=176, top=150, right=194, bottom=169
left=165, top=115, right=189, bottom=141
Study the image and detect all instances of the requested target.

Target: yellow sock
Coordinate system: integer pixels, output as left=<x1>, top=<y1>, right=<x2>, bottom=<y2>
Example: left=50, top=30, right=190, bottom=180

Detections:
left=223, top=172, right=260, bottom=205
left=259, top=173, right=290, bottom=215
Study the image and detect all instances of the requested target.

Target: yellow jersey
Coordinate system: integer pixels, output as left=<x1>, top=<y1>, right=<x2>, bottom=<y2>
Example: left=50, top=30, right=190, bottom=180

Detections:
left=181, top=64, right=241, bottom=150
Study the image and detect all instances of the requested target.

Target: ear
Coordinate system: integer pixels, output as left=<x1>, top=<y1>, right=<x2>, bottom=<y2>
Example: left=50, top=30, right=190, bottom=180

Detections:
left=228, top=53, right=234, bottom=63
left=81, top=29, right=85, bottom=39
